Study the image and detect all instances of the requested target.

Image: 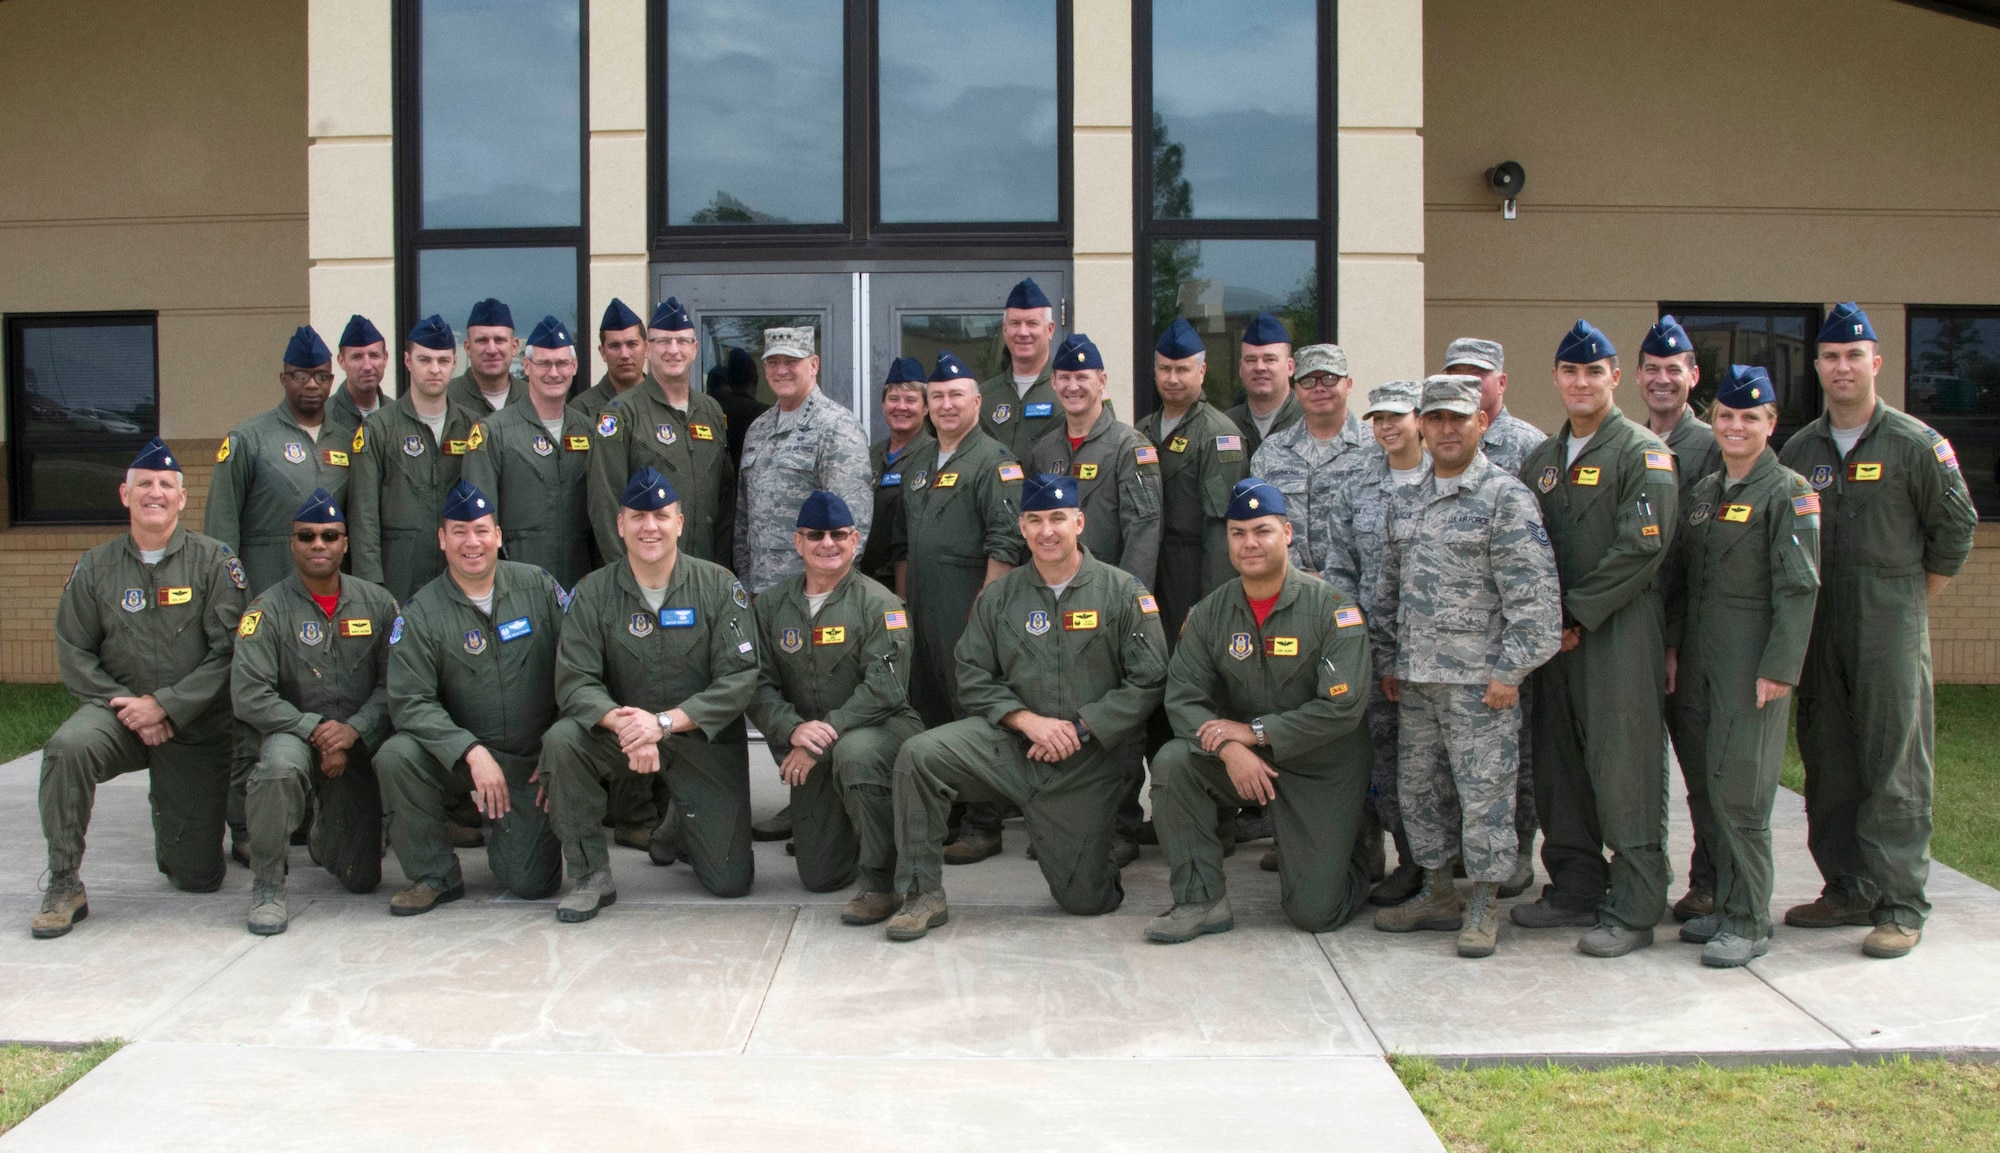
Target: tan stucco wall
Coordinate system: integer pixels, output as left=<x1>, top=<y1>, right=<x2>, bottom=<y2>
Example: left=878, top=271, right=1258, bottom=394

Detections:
left=1425, top=0, right=2000, bottom=432
left=0, top=0, right=308, bottom=445
left=1072, top=0, right=1136, bottom=417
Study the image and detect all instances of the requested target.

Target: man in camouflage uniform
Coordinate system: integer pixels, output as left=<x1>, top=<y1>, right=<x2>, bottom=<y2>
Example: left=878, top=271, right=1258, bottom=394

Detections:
left=1370, top=377, right=1562, bottom=959
left=232, top=488, right=399, bottom=934
left=460, top=315, right=596, bottom=589
left=735, top=325, right=874, bottom=594
left=1225, top=313, right=1303, bottom=460
left=328, top=314, right=389, bottom=430
left=35, top=439, right=246, bottom=937
left=567, top=298, right=648, bottom=414
left=1251, top=344, right=1372, bottom=574
left=860, top=357, right=933, bottom=585
left=980, top=277, right=1062, bottom=460
left=447, top=297, right=526, bottom=414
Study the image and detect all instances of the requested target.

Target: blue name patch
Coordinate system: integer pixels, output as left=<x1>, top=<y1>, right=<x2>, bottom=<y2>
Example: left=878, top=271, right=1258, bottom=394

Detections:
left=659, top=608, right=696, bottom=628
left=880, top=472, right=902, bottom=487
left=497, top=617, right=533, bottom=642
left=1024, top=403, right=1054, bottom=418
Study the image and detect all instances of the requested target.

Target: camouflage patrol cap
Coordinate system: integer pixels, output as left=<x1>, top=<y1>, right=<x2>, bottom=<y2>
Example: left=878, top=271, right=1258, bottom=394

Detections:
left=762, top=326, right=816, bottom=360
left=1419, top=375, right=1483, bottom=416
left=1363, top=380, right=1422, bottom=417
left=1443, top=337, right=1504, bottom=374
left=1292, top=343, right=1349, bottom=380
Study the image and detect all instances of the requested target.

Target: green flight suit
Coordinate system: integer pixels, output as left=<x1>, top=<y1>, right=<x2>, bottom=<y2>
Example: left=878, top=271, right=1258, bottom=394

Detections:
left=1154, top=568, right=1374, bottom=931
left=232, top=571, right=399, bottom=892
left=326, top=384, right=382, bottom=434
left=544, top=556, right=760, bottom=896
left=447, top=368, right=527, bottom=415
left=1224, top=392, right=1302, bottom=462
left=205, top=405, right=360, bottom=596
left=460, top=400, right=596, bottom=589
left=747, top=569, right=924, bottom=893
left=45, top=527, right=246, bottom=892
left=859, top=432, right=934, bottom=585
left=892, top=551, right=1168, bottom=913
left=1658, top=405, right=1724, bottom=893
left=1029, top=409, right=1164, bottom=583
left=1780, top=400, right=1977, bottom=927
left=1665, top=450, right=1821, bottom=940
left=585, top=379, right=736, bottom=566
left=379, top=560, right=567, bottom=898
left=979, top=362, right=1057, bottom=462
left=347, top=395, right=484, bottom=604
left=1135, top=400, right=1249, bottom=645
left=1521, top=408, right=1679, bottom=929
left=565, top=372, right=629, bottom=422
left=891, top=429, right=1026, bottom=727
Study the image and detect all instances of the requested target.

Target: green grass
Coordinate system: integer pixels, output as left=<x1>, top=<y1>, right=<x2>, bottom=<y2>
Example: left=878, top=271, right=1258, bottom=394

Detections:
left=1393, top=1056, right=2000, bottom=1153
left=0, top=1042, right=122, bottom=1136
left=0, top=685, right=76, bottom=765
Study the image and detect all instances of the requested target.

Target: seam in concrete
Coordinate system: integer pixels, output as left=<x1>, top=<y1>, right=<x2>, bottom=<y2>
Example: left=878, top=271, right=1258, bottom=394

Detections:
left=1746, top=962, right=1860, bottom=1050
left=123, top=901, right=294, bottom=1041
left=1315, top=932, right=1392, bottom=1058
left=738, top=904, right=802, bottom=1053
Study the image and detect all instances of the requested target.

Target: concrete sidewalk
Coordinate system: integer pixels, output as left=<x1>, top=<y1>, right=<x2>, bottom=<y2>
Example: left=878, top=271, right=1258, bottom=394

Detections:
left=2, top=744, right=1996, bottom=1149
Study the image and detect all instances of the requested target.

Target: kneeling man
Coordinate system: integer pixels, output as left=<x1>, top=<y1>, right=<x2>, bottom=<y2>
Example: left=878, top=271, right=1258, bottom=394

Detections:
left=887, top=473, right=1167, bottom=940
left=545, top=467, right=760, bottom=919
left=1148, top=479, right=1375, bottom=941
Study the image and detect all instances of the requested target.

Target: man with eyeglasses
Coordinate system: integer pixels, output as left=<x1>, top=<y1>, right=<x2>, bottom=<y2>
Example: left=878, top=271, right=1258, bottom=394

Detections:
left=1250, top=344, right=1373, bottom=576
left=461, top=316, right=596, bottom=590
left=447, top=297, right=527, bottom=414
left=231, top=488, right=400, bottom=935
left=568, top=298, right=649, bottom=414
left=327, top=314, right=389, bottom=430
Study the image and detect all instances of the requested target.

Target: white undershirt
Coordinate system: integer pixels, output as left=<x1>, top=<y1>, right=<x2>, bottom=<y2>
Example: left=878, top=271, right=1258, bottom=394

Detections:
left=1390, top=465, right=1426, bottom=487
left=541, top=417, right=565, bottom=441
left=668, top=398, right=687, bottom=413
left=1252, top=409, right=1279, bottom=438
left=1565, top=432, right=1594, bottom=467
left=468, top=589, right=494, bottom=616
left=480, top=387, right=510, bottom=411
left=298, top=422, right=322, bottom=444
left=1014, top=375, right=1038, bottom=400
left=354, top=399, right=379, bottom=417
left=935, top=448, right=955, bottom=469
left=1159, top=410, right=1186, bottom=438
left=639, top=582, right=668, bottom=613
left=806, top=591, right=832, bottom=617
left=1046, top=580, right=1072, bottom=599
left=139, top=547, right=165, bottom=565
left=1831, top=424, right=1866, bottom=458
left=419, top=412, right=447, bottom=444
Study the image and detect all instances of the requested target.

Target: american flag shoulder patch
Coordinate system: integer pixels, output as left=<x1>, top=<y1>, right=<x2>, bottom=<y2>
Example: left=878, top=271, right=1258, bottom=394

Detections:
left=1792, top=493, right=1820, bottom=517
left=1934, top=438, right=1959, bottom=468
left=1334, top=606, right=1364, bottom=628
left=1138, top=594, right=1159, bottom=614
left=1135, top=445, right=1159, bottom=465
left=998, top=463, right=1024, bottom=482
left=1216, top=434, right=1243, bottom=452
left=1644, top=450, right=1675, bottom=472
left=883, top=610, right=908, bottom=630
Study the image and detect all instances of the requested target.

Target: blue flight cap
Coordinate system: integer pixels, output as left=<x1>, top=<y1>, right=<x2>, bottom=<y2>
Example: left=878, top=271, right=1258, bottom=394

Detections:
left=1055, top=333, right=1103, bottom=371
left=621, top=466, right=680, bottom=511
left=294, top=487, right=345, bottom=524
left=1640, top=315, right=1693, bottom=359
left=1155, top=317, right=1205, bottom=360
left=1716, top=364, right=1776, bottom=409
left=1555, top=319, right=1616, bottom=365
left=930, top=351, right=974, bottom=382
left=649, top=296, right=694, bottom=332
left=408, top=314, right=455, bottom=351
left=1819, top=302, right=1878, bottom=344
left=1020, top=473, right=1080, bottom=512
left=338, top=314, right=384, bottom=349
left=1006, top=277, right=1051, bottom=311
left=1241, top=312, right=1291, bottom=348
left=883, top=356, right=927, bottom=387
left=284, top=326, right=332, bottom=368
left=440, top=479, right=493, bottom=523
left=526, top=315, right=573, bottom=350
left=796, top=490, right=854, bottom=530
left=466, top=298, right=514, bottom=331
left=1226, top=478, right=1287, bottom=521
left=599, top=298, right=643, bottom=334
left=128, top=436, right=182, bottom=474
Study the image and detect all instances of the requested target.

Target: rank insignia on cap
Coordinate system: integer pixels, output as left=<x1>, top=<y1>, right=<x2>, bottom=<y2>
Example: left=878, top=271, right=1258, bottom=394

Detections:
left=884, top=610, right=908, bottom=630
left=566, top=436, right=591, bottom=451
left=1335, top=606, right=1363, bottom=629
left=814, top=626, right=846, bottom=645
left=998, top=463, right=1024, bottom=482
left=158, top=587, right=192, bottom=607
left=1810, top=464, right=1833, bottom=490
left=1026, top=610, right=1051, bottom=636
left=630, top=613, right=655, bottom=638
left=779, top=626, right=801, bottom=652
left=1934, top=438, right=1959, bottom=469
left=1265, top=636, right=1299, bottom=656
left=1216, top=435, right=1242, bottom=452
left=1572, top=467, right=1601, bottom=486
left=1247, top=497, right=1260, bottom=510
left=935, top=472, right=959, bottom=489
left=533, top=435, right=554, bottom=457
left=1168, top=437, right=1189, bottom=454
left=226, top=558, right=246, bottom=589
left=338, top=618, right=372, bottom=637
left=322, top=449, right=349, bottom=467
left=1136, top=446, right=1159, bottom=465
left=1538, top=466, right=1558, bottom=493
left=216, top=438, right=232, bottom=464
left=284, top=442, right=307, bottom=464
left=299, top=620, right=324, bottom=646
left=1644, top=450, right=1674, bottom=472
left=1690, top=503, right=1712, bottom=524
left=1720, top=504, right=1752, bottom=524
left=1328, top=683, right=1350, bottom=698
left=403, top=435, right=424, bottom=457
left=656, top=424, right=676, bottom=445
left=1063, top=611, right=1098, bottom=631
left=1848, top=462, right=1882, bottom=482
left=463, top=629, right=487, bottom=654
left=598, top=413, right=619, bottom=437
left=352, top=427, right=366, bottom=453
left=992, top=403, right=1012, bottom=424
left=1138, top=595, right=1159, bottom=614
left=237, top=610, right=262, bottom=637
left=1229, top=632, right=1253, bottom=660
left=1792, top=493, right=1821, bottom=517
left=122, top=588, right=146, bottom=613
left=1075, top=464, right=1099, bottom=480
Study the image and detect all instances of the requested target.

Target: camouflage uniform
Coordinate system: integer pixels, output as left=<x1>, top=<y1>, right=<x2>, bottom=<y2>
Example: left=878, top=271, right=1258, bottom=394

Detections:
left=1480, top=406, right=1546, bottom=476
left=1372, top=453, right=1562, bottom=883
left=1250, top=411, right=1372, bottom=573
left=735, top=389, right=874, bottom=594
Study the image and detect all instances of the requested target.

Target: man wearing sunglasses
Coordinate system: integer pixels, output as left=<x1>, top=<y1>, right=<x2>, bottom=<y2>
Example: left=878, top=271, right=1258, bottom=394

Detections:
left=1250, top=343, right=1373, bottom=576
left=231, top=489, right=400, bottom=935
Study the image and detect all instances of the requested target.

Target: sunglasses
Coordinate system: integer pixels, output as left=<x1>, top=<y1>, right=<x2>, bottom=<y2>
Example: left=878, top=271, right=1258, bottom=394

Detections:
left=293, top=529, right=346, bottom=544
left=799, top=529, right=856, bottom=542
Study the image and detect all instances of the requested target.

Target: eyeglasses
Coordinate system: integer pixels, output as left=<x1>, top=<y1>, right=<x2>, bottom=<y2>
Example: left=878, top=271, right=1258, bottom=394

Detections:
left=1296, top=375, right=1344, bottom=391
left=799, top=529, right=856, bottom=542
left=293, top=529, right=346, bottom=544
left=647, top=335, right=698, bottom=349
left=284, top=370, right=336, bottom=387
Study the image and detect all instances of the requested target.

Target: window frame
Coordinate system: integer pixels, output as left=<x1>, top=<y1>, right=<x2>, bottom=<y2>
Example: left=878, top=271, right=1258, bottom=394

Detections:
left=1657, top=301, right=1825, bottom=448
left=1130, top=0, right=1336, bottom=416
left=1904, top=303, right=2000, bottom=520
left=4, top=310, right=161, bottom=526
left=391, top=0, right=592, bottom=390
left=646, top=0, right=1074, bottom=260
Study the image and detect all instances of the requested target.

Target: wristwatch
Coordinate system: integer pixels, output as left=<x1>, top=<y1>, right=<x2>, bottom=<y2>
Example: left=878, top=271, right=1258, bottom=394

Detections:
left=656, top=710, right=676, bottom=735
left=1250, top=718, right=1268, bottom=747
left=1073, top=719, right=1093, bottom=744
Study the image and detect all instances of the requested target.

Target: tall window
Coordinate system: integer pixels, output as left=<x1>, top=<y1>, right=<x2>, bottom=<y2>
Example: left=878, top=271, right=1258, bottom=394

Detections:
left=1660, top=304, right=1824, bottom=447
left=1908, top=307, right=2000, bottom=519
left=5, top=313, right=159, bottom=525
left=651, top=0, right=1070, bottom=253
left=395, top=0, right=587, bottom=375
left=1135, top=0, right=1332, bottom=413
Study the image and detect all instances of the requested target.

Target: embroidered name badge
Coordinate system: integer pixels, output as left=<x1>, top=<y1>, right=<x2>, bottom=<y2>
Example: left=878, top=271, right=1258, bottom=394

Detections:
left=323, top=449, right=350, bottom=467
left=1138, top=594, right=1159, bottom=614
left=497, top=617, right=532, bottom=642
left=403, top=435, right=424, bottom=457
left=659, top=608, right=696, bottom=628
left=1690, top=503, right=1713, bottom=524
left=1135, top=446, right=1159, bottom=465
left=1026, top=610, right=1051, bottom=636
left=1810, top=464, right=1834, bottom=490
left=566, top=435, right=591, bottom=452
left=1328, top=683, right=1350, bottom=698
left=237, top=610, right=262, bottom=637
left=630, top=612, right=655, bottom=637
left=813, top=625, right=846, bottom=645
left=284, top=443, right=307, bottom=464
left=1024, top=403, right=1053, bottom=418
left=1848, top=462, right=1882, bottom=482
left=880, top=472, right=903, bottom=487
left=299, top=619, right=324, bottom=646
left=1644, top=450, right=1675, bottom=472
left=597, top=413, right=619, bottom=437
left=1216, top=434, right=1242, bottom=452
left=1075, top=464, right=1099, bottom=480
left=691, top=424, right=716, bottom=441
left=1538, top=466, right=1559, bottom=493
left=158, top=587, right=192, bottom=606
left=1168, top=436, right=1189, bottom=454
left=656, top=424, right=677, bottom=445
left=1063, top=611, right=1099, bottom=631
left=463, top=629, right=487, bottom=654
left=1229, top=632, right=1254, bottom=660
left=338, top=618, right=372, bottom=637
left=1720, top=504, right=1753, bottom=523
left=934, top=472, right=959, bottom=489
left=445, top=440, right=468, bottom=456
left=998, top=463, right=1024, bottom=482
left=992, top=403, right=1012, bottom=424
left=1793, top=493, right=1821, bottom=517
left=1571, top=467, right=1601, bottom=486
left=779, top=626, right=803, bottom=652
left=884, top=610, right=908, bottom=630
left=1335, top=606, right=1364, bottom=629
left=532, top=435, right=554, bottom=457
left=1265, top=636, right=1300, bottom=657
